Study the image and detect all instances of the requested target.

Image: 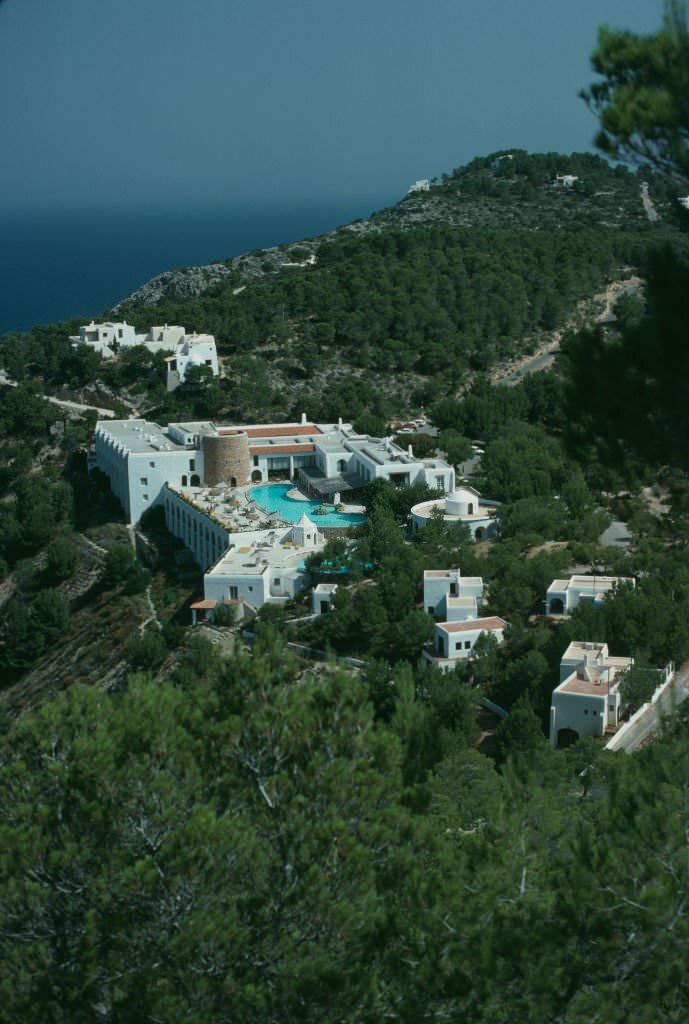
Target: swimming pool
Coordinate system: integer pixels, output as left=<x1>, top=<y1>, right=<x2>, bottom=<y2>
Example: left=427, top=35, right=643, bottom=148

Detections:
left=250, top=484, right=366, bottom=528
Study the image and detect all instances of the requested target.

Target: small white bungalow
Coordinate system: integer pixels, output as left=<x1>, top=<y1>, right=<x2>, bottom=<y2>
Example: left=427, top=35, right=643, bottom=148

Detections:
left=546, top=575, right=634, bottom=616
left=312, top=582, right=338, bottom=614
left=423, top=616, right=507, bottom=673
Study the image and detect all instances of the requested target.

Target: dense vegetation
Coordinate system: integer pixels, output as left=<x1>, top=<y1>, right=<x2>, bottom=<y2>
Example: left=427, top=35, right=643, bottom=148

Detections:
left=4, top=4, right=689, bottom=1017
left=4, top=640, right=689, bottom=1023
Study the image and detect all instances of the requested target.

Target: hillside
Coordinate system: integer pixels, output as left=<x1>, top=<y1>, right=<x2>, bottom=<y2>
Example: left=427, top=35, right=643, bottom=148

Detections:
left=5, top=139, right=689, bottom=1022
left=0, top=151, right=679, bottom=435
left=106, top=149, right=676, bottom=424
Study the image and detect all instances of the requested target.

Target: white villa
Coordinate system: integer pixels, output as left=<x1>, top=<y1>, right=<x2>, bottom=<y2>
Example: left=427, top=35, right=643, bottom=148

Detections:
left=411, top=485, right=498, bottom=541
left=545, top=575, right=635, bottom=616
left=69, top=321, right=219, bottom=390
left=422, top=567, right=505, bottom=672
left=423, top=568, right=483, bottom=620
left=549, top=641, right=633, bottom=746
left=94, top=416, right=455, bottom=527
left=423, top=616, right=508, bottom=673
left=553, top=174, right=579, bottom=188
left=202, top=514, right=325, bottom=611
left=408, top=179, right=430, bottom=193
left=312, top=582, right=338, bottom=614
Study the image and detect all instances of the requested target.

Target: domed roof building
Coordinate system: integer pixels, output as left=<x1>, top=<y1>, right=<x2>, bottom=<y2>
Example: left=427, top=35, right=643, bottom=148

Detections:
left=410, top=485, right=499, bottom=541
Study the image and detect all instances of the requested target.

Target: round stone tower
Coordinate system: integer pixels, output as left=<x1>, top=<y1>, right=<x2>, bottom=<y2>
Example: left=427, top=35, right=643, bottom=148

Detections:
left=202, top=432, right=251, bottom=487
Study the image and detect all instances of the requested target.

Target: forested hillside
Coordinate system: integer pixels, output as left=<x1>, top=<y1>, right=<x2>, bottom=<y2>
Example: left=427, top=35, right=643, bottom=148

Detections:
left=0, top=150, right=678, bottom=432
left=3, top=12, right=689, bottom=1011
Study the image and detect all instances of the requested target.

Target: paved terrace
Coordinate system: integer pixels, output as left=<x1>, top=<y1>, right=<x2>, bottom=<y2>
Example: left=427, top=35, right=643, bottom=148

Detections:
left=170, top=483, right=282, bottom=532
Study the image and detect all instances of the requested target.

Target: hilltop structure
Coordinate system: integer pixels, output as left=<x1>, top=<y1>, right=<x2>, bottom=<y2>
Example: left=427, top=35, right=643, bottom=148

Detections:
left=68, top=321, right=219, bottom=390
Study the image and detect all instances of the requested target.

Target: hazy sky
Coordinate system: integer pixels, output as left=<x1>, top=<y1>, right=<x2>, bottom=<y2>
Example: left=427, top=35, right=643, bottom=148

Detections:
left=0, top=0, right=663, bottom=210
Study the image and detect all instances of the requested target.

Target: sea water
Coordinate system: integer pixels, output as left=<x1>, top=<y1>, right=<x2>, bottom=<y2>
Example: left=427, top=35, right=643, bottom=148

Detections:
left=0, top=195, right=395, bottom=335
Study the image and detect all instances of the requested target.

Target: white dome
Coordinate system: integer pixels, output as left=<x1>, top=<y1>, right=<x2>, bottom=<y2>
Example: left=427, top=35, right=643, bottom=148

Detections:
left=445, top=487, right=479, bottom=517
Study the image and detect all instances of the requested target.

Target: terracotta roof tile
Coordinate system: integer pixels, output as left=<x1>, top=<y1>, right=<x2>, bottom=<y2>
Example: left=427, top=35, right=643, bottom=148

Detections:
left=437, top=616, right=507, bottom=634
left=220, top=424, right=322, bottom=439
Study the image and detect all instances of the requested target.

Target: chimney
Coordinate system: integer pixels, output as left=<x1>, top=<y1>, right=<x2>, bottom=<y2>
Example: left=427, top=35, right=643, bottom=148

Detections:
left=301, top=412, right=307, bottom=425
left=338, top=416, right=342, bottom=428
left=408, top=444, right=413, bottom=457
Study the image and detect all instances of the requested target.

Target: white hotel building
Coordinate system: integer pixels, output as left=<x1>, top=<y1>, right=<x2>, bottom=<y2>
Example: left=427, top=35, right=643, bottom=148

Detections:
left=94, top=416, right=455, bottom=527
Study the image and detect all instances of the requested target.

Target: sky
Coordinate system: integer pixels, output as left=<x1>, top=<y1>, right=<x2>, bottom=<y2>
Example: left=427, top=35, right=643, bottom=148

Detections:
left=0, top=0, right=665, bottom=211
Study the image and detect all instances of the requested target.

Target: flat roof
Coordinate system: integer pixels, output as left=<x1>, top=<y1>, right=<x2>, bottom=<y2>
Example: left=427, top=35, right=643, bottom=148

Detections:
left=558, top=667, right=629, bottom=696
left=96, top=419, right=188, bottom=455
left=548, top=575, right=634, bottom=593
left=424, top=570, right=483, bottom=584
left=412, top=498, right=497, bottom=522
left=207, top=532, right=317, bottom=578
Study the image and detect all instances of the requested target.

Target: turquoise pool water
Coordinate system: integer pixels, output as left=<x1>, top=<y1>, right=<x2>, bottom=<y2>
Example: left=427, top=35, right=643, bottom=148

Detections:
left=250, top=484, right=366, bottom=528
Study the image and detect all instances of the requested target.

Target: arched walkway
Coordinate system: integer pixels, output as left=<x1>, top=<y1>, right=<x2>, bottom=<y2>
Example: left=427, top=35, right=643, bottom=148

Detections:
left=190, top=474, right=201, bottom=487
left=549, top=598, right=565, bottom=615
left=251, top=469, right=263, bottom=483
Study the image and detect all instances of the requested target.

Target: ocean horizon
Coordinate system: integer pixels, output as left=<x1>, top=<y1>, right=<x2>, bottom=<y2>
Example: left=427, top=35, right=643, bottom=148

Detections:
left=0, top=195, right=397, bottom=335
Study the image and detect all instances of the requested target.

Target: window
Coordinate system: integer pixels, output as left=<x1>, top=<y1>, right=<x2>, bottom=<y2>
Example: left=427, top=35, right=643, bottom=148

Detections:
left=149, top=461, right=155, bottom=468
left=140, top=477, right=148, bottom=486
left=205, top=359, right=212, bottom=366
left=181, top=475, right=188, bottom=486
left=464, top=640, right=471, bottom=649
left=189, top=459, right=195, bottom=471
left=253, top=456, right=259, bottom=466
left=229, top=586, right=238, bottom=600
left=118, top=329, right=123, bottom=338
left=274, top=578, right=281, bottom=587
left=142, top=494, right=148, bottom=501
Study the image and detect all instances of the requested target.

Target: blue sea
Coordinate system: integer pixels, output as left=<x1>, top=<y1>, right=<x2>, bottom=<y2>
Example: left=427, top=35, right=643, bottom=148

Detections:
left=0, top=196, right=396, bottom=335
